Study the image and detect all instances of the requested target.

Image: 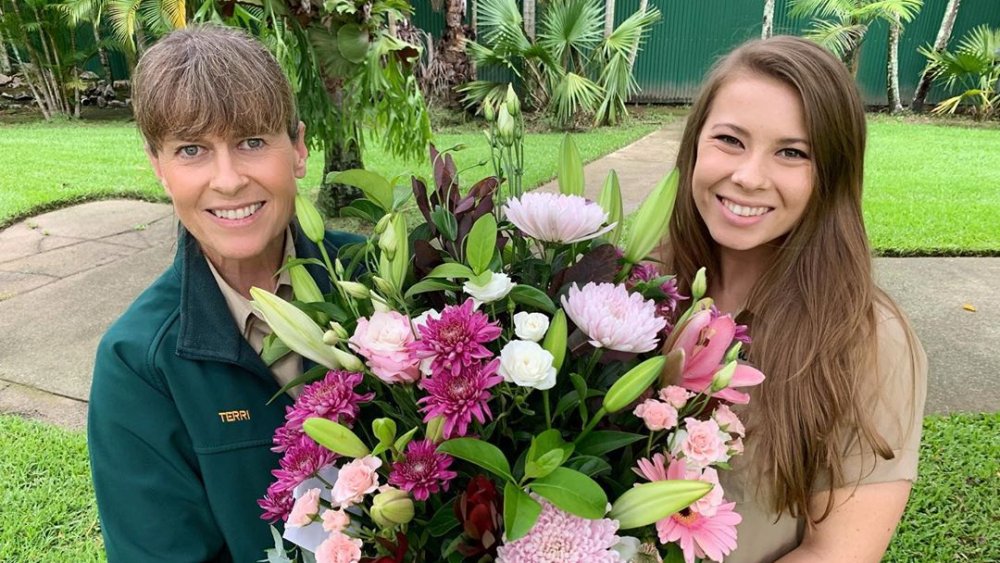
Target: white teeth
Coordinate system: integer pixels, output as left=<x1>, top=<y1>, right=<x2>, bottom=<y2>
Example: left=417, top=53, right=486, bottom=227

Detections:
left=211, top=202, right=262, bottom=220
left=723, top=199, right=769, bottom=217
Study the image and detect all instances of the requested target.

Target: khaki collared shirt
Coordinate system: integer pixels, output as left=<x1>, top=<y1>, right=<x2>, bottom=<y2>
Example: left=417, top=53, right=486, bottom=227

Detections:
left=206, top=228, right=303, bottom=398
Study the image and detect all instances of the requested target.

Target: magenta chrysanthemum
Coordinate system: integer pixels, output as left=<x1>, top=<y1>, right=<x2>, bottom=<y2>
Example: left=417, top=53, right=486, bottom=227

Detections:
left=409, top=299, right=501, bottom=378
left=271, top=435, right=338, bottom=493
left=418, top=358, right=503, bottom=438
left=388, top=439, right=458, bottom=501
left=503, top=192, right=615, bottom=244
left=627, top=264, right=688, bottom=335
left=496, top=496, right=622, bottom=562
left=561, top=282, right=667, bottom=353
left=258, top=481, right=295, bottom=523
left=272, top=370, right=373, bottom=453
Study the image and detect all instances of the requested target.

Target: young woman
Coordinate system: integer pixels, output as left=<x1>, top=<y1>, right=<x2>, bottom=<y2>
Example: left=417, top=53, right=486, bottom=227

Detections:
left=661, top=36, right=927, bottom=561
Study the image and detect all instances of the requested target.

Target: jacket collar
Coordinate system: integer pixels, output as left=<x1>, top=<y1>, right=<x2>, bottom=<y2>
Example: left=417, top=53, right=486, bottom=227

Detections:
left=174, top=222, right=332, bottom=373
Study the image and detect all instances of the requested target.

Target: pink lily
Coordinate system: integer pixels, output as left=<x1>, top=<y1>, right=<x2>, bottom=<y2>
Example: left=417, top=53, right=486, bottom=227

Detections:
left=669, top=310, right=764, bottom=403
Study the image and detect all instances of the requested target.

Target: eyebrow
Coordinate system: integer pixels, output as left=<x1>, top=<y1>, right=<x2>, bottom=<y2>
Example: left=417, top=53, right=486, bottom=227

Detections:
left=711, top=122, right=810, bottom=146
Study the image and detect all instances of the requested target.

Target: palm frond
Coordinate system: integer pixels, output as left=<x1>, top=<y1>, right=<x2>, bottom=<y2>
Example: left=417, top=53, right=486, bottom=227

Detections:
left=600, top=6, right=661, bottom=59
left=855, top=0, right=923, bottom=24
left=107, top=0, right=141, bottom=52
left=476, top=0, right=531, bottom=54
left=595, top=51, right=633, bottom=125
left=456, top=79, right=509, bottom=110
left=550, top=71, right=603, bottom=128
left=538, top=0, right=604, bottom=70
left=788, top=0, right=854, bottom=20
left=804, top=19, right=867, bottom=59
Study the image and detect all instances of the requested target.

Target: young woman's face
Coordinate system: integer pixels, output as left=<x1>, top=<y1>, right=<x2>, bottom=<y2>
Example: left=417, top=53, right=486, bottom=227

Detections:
left=692, top=73, right=815, bottom=253
left=148, top=124, right=308, bottom=269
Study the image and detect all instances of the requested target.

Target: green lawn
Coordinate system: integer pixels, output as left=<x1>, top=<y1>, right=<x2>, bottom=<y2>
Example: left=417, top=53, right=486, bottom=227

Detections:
left=0, top=120, right=657, bottom=229
left=1, top=412, right=996, bottom=561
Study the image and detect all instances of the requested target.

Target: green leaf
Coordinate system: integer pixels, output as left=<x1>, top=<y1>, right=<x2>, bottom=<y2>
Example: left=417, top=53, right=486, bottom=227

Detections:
left=428, top=498, right=460, bottom=537
left=339, top=198, right=385, bottom=224
left=404, top=278, right=461, bottom=300
left=610, top=480, right=713, bottom=529
left=570, top=373, right=590, bottom=424
left=437, top=438, right=515, bottom=482
left=261, top=333, right=291, bottom=367
left=529, top=467, right=608, bottom=519
left=266, top=364, right=328, bottom=404
left=466, top=213, right=498, bottom=275
left=330, top=169, right=393, bottom=211
left=394, top=427, right=419, bottom=452
left=525, top=449, right=565, bottom=480
left=430, top=206, right=460, bottom=241
left=503, top=482, right=543, bottom=542
left=509, top=285, right=557, bottom=314
left=426, top=262, right=475, bottom=280
left=526, top=429, right=574, bottom=473
left=337, top=23, right=369, bottom=64
left=274, top=257, right=327, bottom=275
left=575, top=430, right=646, bottom=457
left=558, top=134, right=585, bottom=196
left=565, top=455, right=613, bottom=477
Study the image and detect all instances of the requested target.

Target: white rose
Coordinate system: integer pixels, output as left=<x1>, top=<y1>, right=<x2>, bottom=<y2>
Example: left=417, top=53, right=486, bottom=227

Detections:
left=498, top=340, right=557, bottom=390
left=463, top=272, right=516, bottom=304
left=513, top=311, right=549, bottom=342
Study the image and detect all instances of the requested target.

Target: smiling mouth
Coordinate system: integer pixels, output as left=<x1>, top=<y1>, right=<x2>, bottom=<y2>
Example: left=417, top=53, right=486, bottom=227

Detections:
left=209, top=202, right=264, bottom=220
left=719, top=196, right=771, bottom=218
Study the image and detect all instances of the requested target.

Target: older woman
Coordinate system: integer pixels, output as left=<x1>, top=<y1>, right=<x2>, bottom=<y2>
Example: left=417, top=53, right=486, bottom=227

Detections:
left=88, top=25, right=360, bottom=562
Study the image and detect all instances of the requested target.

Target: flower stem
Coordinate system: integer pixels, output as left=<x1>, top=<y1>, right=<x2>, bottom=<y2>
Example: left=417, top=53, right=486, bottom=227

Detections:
left=575, top=407, right=607, bottom=444
left=542, top=389, right=551, bottom=429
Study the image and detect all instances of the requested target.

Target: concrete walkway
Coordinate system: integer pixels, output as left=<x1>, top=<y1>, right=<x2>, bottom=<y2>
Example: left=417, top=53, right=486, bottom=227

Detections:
left=1, top=126, right=997, bottom=430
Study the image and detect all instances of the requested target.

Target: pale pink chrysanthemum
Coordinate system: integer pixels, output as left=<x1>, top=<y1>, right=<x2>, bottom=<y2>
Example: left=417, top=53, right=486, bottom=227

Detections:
left=273, top=370, right=373, bottom=453
left=418, top=359, right=503, bottom=438
left=388, top=439, right=458, bottom=501
left=503, top=192, right=615, bottom=244
left=496, top=496, right=622, bottom=562
left=561, top=282, right=666, bottom=353
left=258, top=481, right=295, bottom=523
left=409, top=299, right=501, bottom=378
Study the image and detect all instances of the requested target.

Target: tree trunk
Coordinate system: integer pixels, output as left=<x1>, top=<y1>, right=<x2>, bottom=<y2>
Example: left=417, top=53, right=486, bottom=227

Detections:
left=912, top=0, right=962, bottom=112
left=762, top=0, right=775, bottom=39
left=887, top=17, right=903, bottom=113
left=0, top=27, right=12, bottom=74
left=604, top=0, right=615, bottom=38
left=523, top=0, right=535, bottom=42
left=627, top=0, right=650, bottom=69
left=436, top=0, right=473, bottom=106
left=93, top=21, right=113, bottom=81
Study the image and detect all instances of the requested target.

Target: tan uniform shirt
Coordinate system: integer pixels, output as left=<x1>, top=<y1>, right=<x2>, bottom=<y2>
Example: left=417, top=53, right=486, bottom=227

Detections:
left=720, top=306, right=928, bottom=562
left=206, top=229, right=304, bottom=398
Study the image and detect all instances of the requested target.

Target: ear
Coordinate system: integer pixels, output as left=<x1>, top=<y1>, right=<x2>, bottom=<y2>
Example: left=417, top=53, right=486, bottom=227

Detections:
left=145, top=146, right=172, bottom=198
left=293, top=121, right=308, bottom=179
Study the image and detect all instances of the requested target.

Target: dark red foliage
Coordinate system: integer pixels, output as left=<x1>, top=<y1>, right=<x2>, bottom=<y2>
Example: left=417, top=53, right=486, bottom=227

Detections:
left=360, top=531, right=409, bottom=563
left=453, top=475, right=502, bottom=558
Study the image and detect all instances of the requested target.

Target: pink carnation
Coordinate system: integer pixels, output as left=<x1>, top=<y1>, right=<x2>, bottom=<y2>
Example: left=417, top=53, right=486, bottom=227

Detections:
left=633, top=399, right=679, bottom=431
left=349, top=311, right=422, bottom=384
left=331, top=456, right=382, bottom=508
left=561, top=282, right=666, bottom=353
left=659, top=386, right=691, bottom=409
left=287, top=488, right=322, bottom=528
left=712, top=404, right=745, bottom=437
left=496, top=496, right=622, bottom=562
left=315, top=531, right=363, bottom=563
left=322, top=508, right=351, bottom=532
left=676, top=418, right=730, bottom=469
left=409, top=299, right=501, bottom=378
left=503, top=192, right=614, bottom=244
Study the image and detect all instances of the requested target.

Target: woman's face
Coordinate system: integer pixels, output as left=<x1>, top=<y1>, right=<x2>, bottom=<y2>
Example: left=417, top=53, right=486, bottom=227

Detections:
left=148, top=124, right=307, bottom=270
left=691, top=73, right=815, bottom=254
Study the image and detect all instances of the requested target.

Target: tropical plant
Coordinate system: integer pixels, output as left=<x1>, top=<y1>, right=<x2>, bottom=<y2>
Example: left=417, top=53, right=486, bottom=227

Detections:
left=919, top=24, right=1000, bottom=119
left=423, top=0, right=474, bottom=105
left=461, top=0, right=660, bottom=129
left=55, top=0, right=116, bottom=81
left=912, top=0, right=962, bottom=112
left=0, top=0, right=94, bottom=119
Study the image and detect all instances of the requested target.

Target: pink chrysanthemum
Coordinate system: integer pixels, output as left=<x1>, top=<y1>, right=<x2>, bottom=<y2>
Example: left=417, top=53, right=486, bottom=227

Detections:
left=561, top=282, right=667, bottom=353
left=272, top=370, right=373, bottom=453
left=388, top=439, right=458, bottom=501
left=418, top=358, right=503, bottom=438
left=496, top=496, right=622, bottom=562
left=502, top=192, right=615, bottom=244
left=409, top=299, right=501, bottom=378
left=271, top=435, right=338, bottom=493
left=258, top=481, right=295, bottom=523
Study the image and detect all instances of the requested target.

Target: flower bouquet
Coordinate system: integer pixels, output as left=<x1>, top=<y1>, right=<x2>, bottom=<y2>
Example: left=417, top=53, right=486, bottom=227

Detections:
left=252, top=93, right=764, bottom=563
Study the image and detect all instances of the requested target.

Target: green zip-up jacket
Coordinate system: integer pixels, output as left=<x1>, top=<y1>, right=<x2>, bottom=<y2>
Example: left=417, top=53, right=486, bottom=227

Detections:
left=88, top=225, right=362, bottom=563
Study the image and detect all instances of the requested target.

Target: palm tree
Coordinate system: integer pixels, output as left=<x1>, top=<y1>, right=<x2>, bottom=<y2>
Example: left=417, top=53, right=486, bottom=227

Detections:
left=604, top=0, right=615, bottom=38
left=886, top=11, right=903, bottom=112
left=56, top=0, right=115, bottom=81
left=524, top=0, right=536, bottom=41
left=762, top=0, right=776, bottom=39
left=919, top=24, right=1000, bottom=119
left=0, top=25, right=12, bottom=73
left=912, top=0, right=962, bottom=112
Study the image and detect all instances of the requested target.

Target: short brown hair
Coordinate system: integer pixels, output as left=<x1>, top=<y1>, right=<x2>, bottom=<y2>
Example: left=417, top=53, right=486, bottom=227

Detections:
left=132, top=24, right=299, bottom=153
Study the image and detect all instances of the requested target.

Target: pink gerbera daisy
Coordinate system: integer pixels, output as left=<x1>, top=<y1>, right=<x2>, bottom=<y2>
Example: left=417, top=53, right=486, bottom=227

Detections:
left=409, top=299, right=501, bottom=377
left=655, top=503, right=741, bottom=563
left=418, top=358, right=503, bottom=438
left=388, top=439, right=458, bottom=501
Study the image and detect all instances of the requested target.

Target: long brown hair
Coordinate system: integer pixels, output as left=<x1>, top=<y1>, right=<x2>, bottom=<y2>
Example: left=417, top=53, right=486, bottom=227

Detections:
left=663, top=36, right=912, bottom=524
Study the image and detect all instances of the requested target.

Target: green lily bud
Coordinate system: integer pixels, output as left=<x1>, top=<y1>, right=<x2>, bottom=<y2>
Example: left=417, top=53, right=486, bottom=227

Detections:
left=603, top=356, right=667, bottom=413
left=724, top=341, right=742, bottom=364
left=295, top=194, right=326, bottom=245
left=371, top=487, right=415, bottom=528
left=610, top=480, right=713, bottom=530
left=379, top=213, right=408, bottom=293
left=541, top=309, right=568, bottom=371
left=597, top=170, right=624, bottom=245
left=691, top=267, right=707, bottom=302
left=379, top=214, right=398, bottom=260
left=334, top=258, right=345, bottom=279
left=337, top=280, right=371, bottom=300
left=374, top=213, right=392, bottom=235
left=709, top=360, right=737, bottom=393
left=483, top=101, right=495, bottom=122
left=250, top=288, right=343, bottom=370
left=497, top=105, right=515, bottom=146
left=303, top=417, right=370, bottom=458
left=623, top=169, right=678, bottom=264
left=322, top=330, right=340, bottom=345
left=370, top=291, right=392, bottom=312
left=372, top=418, right=397, bottom=447
left=289, top=263, right=324, bottom=304
left=505, top=83, right=521, bottom=118
left=328, top=321, right=349, bottom=340
left=372, top=276, right=395, bottom=297
left=424, top=416, right=445, bottom=444
left=332, top=347, right=365, bottom=372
